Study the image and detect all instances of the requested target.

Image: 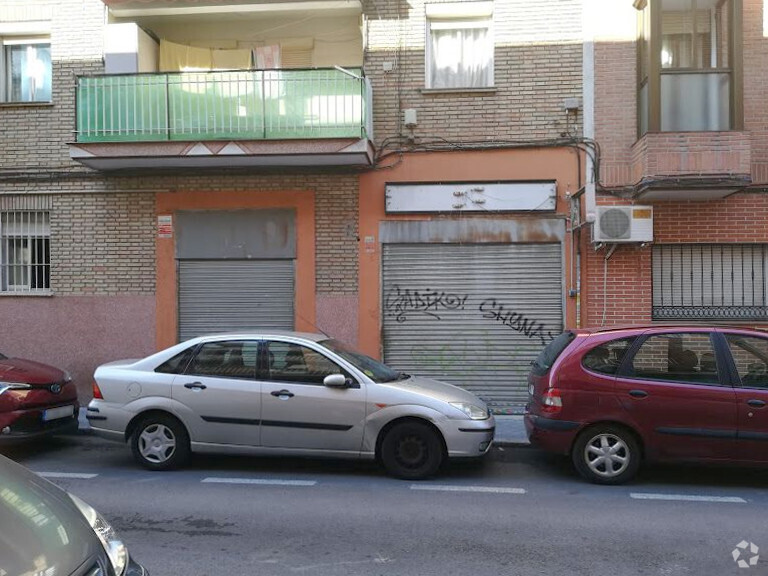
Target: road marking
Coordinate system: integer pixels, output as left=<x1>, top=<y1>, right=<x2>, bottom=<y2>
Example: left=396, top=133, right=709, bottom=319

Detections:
left=410, top=484, right=526, bottom=494
left=202, top=477, right=317, bottom=486
left=36, top=472, right=98, bottom=479
left=630, top=492, right=746, bottom=503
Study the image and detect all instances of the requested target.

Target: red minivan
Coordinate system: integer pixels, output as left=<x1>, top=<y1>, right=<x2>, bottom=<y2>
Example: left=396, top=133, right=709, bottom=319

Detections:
left=525, top=326, right=768, bottom=484
left=0, top=351, right=79, bottom=442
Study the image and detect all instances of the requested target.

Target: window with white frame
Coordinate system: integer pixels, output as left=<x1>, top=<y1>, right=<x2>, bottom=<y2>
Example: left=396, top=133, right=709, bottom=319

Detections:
left=425, top=2, right=494, bottom=90
left=0, top=211, right=51, bottom=292
left=1, top=35, right=52, bottom=103
left=652, top=244, right=768, bottom=321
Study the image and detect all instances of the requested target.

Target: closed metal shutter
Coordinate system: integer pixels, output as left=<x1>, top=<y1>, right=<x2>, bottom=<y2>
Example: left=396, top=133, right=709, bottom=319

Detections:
left=178, top=260, right=294, bottom=341
left=382, top=243, right=563, bottom=413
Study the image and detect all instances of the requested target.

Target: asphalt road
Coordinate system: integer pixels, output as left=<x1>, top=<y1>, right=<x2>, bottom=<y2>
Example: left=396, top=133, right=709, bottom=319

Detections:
left=3, top=434, right=768, bottom=576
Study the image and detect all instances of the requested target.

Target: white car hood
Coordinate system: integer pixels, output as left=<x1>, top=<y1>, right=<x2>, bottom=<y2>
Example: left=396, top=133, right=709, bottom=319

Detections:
left=381, top=374, right=488, bottom=409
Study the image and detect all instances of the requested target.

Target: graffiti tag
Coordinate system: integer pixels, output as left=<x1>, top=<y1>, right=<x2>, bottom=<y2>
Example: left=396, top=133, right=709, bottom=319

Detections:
left=478, top=298, right=555, bottom=346
left=384, top=285, right=468, bottom=323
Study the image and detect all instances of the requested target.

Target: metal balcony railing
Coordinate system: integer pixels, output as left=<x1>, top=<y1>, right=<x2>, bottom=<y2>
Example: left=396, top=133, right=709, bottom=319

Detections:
left=75, top=68, right=371, bottom=143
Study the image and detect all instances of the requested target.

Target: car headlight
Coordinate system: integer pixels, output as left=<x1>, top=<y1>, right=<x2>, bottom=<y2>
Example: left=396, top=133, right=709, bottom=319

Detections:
left=69, top=493, right=129, bottom=576
left=449, top=402, right=489, bottom=420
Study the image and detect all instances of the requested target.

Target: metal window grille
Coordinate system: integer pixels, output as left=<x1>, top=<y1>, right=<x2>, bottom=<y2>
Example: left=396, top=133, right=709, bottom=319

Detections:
left=0, top=211, right=51, bottom=293
left=652, top=244, right=768, bottom=321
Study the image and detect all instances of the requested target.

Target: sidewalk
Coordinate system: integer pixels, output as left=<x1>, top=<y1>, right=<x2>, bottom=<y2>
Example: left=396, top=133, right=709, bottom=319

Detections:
left=493, top=415, right=529, bottom=446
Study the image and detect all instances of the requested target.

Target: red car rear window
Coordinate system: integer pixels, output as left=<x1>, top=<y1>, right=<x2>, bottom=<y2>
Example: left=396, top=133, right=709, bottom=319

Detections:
left=531, top=331, right=575, bottom=376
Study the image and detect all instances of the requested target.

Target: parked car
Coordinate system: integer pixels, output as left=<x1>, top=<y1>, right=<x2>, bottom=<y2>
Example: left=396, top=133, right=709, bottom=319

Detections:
left=0, top=452, right=147, bottom=575
left=88, top=331, right=494, bottom=479
left=0, top=351, right=79, bottom=442
left=525, top=325, right=768, bottom=484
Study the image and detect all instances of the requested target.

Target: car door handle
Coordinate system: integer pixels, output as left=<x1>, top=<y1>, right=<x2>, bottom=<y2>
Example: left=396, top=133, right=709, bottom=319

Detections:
left=184, top=382, right=207, bottom=390
left=271, top=389, right=294, bottom=398
left=629, top=390, right=648, bottom=399
left=747, top=399, right=766, bottom=408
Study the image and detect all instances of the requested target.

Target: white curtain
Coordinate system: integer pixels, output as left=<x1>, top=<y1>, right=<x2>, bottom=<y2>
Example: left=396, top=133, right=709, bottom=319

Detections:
left=429, top=24, right=492, bottom=89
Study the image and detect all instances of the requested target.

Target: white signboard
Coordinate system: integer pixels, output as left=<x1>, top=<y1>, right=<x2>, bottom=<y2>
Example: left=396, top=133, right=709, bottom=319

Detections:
left=385, top=181, right=557, bottom=213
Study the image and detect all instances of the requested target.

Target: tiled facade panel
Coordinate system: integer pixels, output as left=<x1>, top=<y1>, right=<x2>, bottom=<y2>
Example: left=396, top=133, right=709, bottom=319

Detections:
left=363, top=0, right=583, bottom=144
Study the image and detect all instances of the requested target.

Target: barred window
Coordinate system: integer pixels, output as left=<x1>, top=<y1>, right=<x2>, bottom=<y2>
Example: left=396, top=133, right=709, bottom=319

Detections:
left=0, top=211, right=50, bottom=293
left=653, top=244, right=768, bottom=321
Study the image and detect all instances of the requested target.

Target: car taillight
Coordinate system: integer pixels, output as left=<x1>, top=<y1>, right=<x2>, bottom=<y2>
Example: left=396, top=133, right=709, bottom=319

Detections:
left=541, top=388, right=562, bottom=414
left=92, top=380, right=104, bottom=400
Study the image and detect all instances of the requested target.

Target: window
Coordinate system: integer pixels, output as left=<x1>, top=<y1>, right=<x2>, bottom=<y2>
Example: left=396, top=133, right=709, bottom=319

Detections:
left=155, top=348, right=195, bottom=375
left=531, top=331, right=575, bottom=376
left=1, top=36, right=51, bottom=103
left=725, top=334, right=768, bottom=390
left=426, top=3, right=493, bottom=90
left=636, top=0, right=741, bottom=133
left=652, top=244, right=768, bottom=321
left=0, top=211, right=50, bottom=293
left=582, top=338, right=636, bottom=375
left=185, top=341, right=258, bottom=379
left=266, top=341, right=346, bottom=385
left=629, top=333, right=720, bottom=385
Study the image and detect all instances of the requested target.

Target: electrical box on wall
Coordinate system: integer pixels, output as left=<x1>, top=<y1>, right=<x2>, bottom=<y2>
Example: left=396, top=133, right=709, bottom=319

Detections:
left=593, top=206, right=653, bottom=243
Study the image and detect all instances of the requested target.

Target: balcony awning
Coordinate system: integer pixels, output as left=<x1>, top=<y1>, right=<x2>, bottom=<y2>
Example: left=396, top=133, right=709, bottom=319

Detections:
left=102, top=0, right=362, bottom=17
left=68, top=138, right=374, bottom=171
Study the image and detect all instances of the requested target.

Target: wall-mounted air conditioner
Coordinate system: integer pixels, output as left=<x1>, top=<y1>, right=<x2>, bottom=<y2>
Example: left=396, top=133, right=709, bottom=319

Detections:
left=593, top=205, right=653, bottom=243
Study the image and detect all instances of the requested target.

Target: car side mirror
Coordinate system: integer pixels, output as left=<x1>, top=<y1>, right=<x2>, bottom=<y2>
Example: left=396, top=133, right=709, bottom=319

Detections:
left=323, top=374, right=348, bottom=388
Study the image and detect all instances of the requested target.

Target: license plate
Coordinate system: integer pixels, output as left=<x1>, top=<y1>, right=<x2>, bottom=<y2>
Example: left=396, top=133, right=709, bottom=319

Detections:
left=42, top=405, right=75, bottom=422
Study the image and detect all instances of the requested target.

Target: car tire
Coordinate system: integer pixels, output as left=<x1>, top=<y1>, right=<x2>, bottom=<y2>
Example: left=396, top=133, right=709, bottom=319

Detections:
left=380, top=421, right=444, bottom=480
left=130, top=414, right=190, bottom=471
left=572, top=425, right=640, bottom=485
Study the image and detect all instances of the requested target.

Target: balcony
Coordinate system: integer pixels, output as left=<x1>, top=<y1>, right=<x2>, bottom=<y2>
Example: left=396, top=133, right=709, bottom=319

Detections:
left=69, top=67, right=374, bottom=170
left=630, top=131, right=751, bottom=202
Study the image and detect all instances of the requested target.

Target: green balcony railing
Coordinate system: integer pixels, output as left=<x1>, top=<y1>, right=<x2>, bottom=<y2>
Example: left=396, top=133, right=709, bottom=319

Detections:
left=76, top=68, right=371, bottom=143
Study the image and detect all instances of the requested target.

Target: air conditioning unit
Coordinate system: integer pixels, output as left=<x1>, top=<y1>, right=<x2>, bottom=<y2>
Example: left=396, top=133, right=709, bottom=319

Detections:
left=593, top=205, right=653, bottom=243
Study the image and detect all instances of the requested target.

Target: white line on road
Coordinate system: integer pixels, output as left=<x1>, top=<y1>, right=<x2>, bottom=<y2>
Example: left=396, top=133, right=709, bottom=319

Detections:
left=202, top=477, right=317, bottom=486
left=630, top=492, right=747, bottom=503
left=36, top=472, right=99, bottom=479
left=410, top=484, right=526, bottom=494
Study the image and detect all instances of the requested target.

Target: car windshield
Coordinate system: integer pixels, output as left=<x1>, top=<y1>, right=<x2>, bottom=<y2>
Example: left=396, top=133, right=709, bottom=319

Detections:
left=319, top=339, right=405, bottom=383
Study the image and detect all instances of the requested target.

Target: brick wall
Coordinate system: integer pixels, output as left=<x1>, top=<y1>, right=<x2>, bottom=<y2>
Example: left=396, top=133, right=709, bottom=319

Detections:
left=51, top=192, right=156, bottom=295
left=583, top=192, right=768, bottom=327
left=363, top=0, right=583, bottom=145
left=1, top=173, right=359, bottom=296
left=595, top=0, right=768, bottom=188
left=0, top=0, right=104, bottom=171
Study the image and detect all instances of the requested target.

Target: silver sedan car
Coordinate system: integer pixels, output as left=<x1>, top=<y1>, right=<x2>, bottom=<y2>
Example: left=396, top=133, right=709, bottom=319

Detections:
left=88, top=332, right=495, bottom=479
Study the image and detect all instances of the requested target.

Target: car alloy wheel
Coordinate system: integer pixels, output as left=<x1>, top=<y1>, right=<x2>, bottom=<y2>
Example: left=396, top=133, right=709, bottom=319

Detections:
left=380, top=421, right=443, bottom=480
left=583, top=433, right=629, bottom=478
left=130, top=414, right=190, bottom=471
left=572, top=424, right=641, bottom=485
left=138, top=424, right=177, bottom=464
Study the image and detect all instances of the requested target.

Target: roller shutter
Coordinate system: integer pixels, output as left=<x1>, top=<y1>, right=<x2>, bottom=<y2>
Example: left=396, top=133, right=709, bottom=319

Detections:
left=382, top=243, right=563, bottom=413
left=178, top=260, right=294, bottom=341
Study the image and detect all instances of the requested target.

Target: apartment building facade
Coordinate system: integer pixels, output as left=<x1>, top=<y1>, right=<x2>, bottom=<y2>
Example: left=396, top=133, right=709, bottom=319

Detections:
left=584, top=0, right=768, bottom=333
left=15, top=0, right=763, bottom=414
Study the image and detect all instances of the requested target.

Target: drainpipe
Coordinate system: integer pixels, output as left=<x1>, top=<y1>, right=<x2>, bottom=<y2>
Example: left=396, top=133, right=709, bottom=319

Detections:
left=582, top=0, right=596, bottom=224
